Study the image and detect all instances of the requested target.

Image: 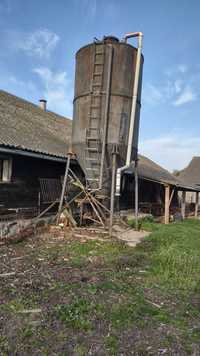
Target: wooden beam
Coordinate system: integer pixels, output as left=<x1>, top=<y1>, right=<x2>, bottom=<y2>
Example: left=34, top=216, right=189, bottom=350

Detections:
left=164, top=185, right=170, bottom=224
left=195, top=192, right=199, bottom=218
left=57, top=152, right=72, bottom=224
left=169, top=188, right=175, bottom=207
left=181, top=191, right=186, bottom=219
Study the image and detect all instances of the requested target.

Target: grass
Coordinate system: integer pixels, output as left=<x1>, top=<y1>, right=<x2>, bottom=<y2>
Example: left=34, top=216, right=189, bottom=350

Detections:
left=0, top=219, right=200, bottom=354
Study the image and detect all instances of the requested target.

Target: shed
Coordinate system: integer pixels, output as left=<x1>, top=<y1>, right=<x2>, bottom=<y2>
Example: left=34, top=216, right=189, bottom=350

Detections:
left=122, top=155, right=200, bottom=223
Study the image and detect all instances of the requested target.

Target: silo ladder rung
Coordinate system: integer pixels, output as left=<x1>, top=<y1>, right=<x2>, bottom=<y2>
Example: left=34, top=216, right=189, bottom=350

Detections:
left=93, top=72, right=103, bottom=76
left=85, top=147, right=99, bottom=152
left=86, top=137, right=99, bottom=141
left=85, top=167, right=99, bottom=172
left=87, top=178, right=99, bottom=182
left=91, top=105, right=101, bottom=109
left=85, top=158, right=100, bottom=162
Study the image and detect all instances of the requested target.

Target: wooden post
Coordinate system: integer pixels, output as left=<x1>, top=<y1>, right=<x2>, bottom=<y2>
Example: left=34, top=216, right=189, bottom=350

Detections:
left=57, top=151, right=72, bottom=224
left=181, top=191, right=186, bottom=219
left=195, top=192, right=199, bottom=218
left=164, top=185, right=170, bottom=224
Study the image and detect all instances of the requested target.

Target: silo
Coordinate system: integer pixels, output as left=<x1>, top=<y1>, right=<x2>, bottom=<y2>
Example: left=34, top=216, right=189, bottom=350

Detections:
left=72, top=35, right=143, bottom=194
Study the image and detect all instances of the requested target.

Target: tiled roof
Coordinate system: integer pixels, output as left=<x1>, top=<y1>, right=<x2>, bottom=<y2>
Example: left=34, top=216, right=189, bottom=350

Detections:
left=0, top=90, right=72, bottom=158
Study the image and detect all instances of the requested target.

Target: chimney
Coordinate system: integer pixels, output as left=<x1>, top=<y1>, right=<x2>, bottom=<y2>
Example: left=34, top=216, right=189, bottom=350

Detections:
left=39, top=99, right=47, bottom=111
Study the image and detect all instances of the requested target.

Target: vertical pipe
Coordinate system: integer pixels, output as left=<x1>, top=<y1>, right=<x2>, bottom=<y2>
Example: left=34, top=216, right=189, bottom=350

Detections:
left=181, top=191, right=186, bottom=220
left=164, top=185, right=170, bottom=224
left=126, top=33, right=143, bottom=166
left=134, top=159, right=139, bottom=230
left=109, top=147, right=117, bottom=236
left=195, top=192, right=199, bottom=218
left=99, top=45, right=113, bottom=189
left=57, top=153, right=71, bottom=223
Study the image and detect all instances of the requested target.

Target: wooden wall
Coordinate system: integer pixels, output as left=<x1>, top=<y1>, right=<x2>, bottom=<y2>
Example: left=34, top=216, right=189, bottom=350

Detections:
left=0, top=153, right=66, bottom=209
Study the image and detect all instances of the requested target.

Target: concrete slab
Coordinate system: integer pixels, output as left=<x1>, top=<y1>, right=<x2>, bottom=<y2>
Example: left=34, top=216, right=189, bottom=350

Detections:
left=112, top=224, right=150, bottom=247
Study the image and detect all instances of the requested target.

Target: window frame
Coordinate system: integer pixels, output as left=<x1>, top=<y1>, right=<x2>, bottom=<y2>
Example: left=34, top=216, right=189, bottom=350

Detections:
left=0, top=156, right=12, bottom=183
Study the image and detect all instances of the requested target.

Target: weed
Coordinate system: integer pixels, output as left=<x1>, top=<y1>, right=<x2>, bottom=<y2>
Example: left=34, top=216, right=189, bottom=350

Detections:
left=56, top=298, right=93, bottom=331
left=105, top=335, right=118, bottom=355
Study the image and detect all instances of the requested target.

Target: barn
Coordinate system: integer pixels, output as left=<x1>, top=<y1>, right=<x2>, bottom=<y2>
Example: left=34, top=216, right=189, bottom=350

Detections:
left=0, top=89, right=199, bottom=226
left=0, top=90, right=72, bottom=218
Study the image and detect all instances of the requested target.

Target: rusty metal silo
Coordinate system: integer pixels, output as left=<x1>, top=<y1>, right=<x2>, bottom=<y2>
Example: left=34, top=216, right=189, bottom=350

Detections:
left=72, top=35, right=143, bottom=194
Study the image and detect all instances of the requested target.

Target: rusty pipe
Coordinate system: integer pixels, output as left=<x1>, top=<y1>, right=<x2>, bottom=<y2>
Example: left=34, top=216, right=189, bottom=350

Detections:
left=123, top=32, right=143, bottom=43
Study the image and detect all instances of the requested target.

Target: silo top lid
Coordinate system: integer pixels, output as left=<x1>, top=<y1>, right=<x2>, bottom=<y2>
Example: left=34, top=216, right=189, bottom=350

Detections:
left=103, top=36, right=119, bottom=43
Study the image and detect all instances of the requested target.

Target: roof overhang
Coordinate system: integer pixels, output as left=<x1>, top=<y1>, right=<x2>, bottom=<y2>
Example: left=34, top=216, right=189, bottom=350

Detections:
left=124, top=167, right=200, bottom=192
left=0, top=145, right=69, bottom=163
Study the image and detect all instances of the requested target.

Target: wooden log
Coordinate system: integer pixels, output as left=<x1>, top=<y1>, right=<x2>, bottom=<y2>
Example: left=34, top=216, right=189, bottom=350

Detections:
left=61, top=207, right=77, bottom=227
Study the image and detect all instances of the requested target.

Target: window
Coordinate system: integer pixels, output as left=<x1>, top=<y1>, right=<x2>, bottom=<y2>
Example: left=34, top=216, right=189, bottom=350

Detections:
left=0, top=158, right=12, bottom=182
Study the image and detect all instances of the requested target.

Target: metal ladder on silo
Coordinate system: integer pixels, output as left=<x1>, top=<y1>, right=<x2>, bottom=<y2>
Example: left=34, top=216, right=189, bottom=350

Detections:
left=85, top=42, right=105, bottom=190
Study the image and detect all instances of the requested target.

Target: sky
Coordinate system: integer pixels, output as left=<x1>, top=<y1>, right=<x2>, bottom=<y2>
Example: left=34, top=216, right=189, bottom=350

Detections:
left=0, top=0, right=200, bottom=172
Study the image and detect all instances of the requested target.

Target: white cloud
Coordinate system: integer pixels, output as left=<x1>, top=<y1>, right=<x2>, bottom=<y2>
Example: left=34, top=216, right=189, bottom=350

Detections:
left=15, top=29, right=59, bottom=58
left=173, top=86, right=197, bottom=106
left=144, top=65, right=198, bottom=107
left=178, top=64, right=188, bottom=73
left=9, top=76, right=36, bottom=92
left=33, top=67, right=73, bottom=117
left=142, top=83, right=163, bottom=105
left=139, top=134, right=200, bottom=171
left=174, top=79, right=183, bottom=94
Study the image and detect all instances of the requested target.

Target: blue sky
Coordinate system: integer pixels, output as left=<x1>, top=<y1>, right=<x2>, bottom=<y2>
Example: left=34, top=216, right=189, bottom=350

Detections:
left=0, top=0, right=200, bottom=171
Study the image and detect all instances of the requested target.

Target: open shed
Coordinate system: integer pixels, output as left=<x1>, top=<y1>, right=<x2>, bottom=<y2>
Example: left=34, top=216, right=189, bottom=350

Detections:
left=121, top=155, right=200, bottom=223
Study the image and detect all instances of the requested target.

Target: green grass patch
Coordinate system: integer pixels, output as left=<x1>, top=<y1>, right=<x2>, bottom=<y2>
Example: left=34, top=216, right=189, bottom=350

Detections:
left=55, top=297, right=105, bottom=331
left=138, top=219, right=200, bottom=290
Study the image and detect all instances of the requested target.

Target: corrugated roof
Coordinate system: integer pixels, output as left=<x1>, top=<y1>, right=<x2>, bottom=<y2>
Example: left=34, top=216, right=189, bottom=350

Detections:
left=178, top=157, right=200, bottom=186
left=0, top=90, right=72, bottom=158
left=125, top=155, right=200, bottom=192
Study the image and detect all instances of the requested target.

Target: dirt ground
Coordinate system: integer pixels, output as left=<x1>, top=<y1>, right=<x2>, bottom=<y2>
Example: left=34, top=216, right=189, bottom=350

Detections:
left=0, top=223, right=199, bottom=355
